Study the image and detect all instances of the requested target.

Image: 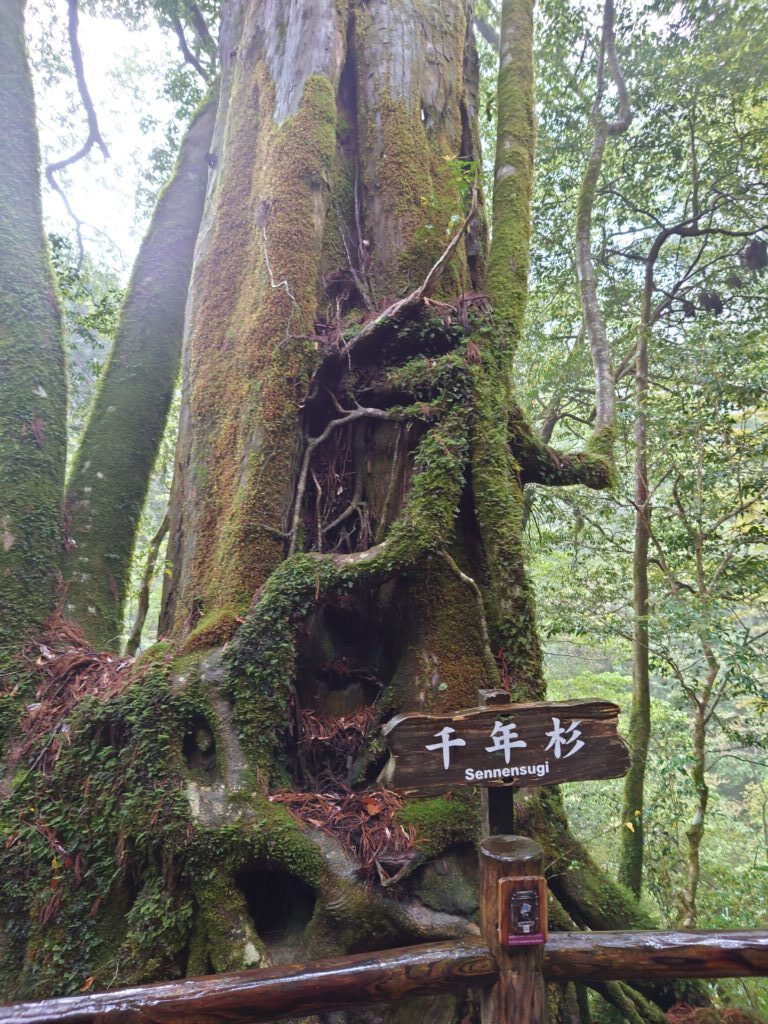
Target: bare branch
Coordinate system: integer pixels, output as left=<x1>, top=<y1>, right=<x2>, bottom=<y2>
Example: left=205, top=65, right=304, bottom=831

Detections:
left=474, top=14, right=500, bottom=51
left=45, top=0, right=109, bottom=245
left=46, top=0, right=109, bottom=174
left=170, top=15, right=210, bottom=82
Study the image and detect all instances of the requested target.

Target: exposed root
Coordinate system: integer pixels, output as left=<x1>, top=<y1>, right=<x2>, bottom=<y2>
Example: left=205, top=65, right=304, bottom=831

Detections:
left=309, top=188, right=479, bottom=391
left=288, top=403, right=403, bottom=556
left=590, top=981, right=668, bottom=1024
left=438, top=549, right=497, bottom=685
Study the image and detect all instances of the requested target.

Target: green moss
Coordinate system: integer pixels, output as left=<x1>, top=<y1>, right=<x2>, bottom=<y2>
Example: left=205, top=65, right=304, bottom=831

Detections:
left=486, top=0, right=535, bottom=329
left=0, top=663, right=198, bottom=997
left=471, top=342, right=544, bottom=698
left=396, top=791, right=479, bottom=860
left=187, top=799, right=324, bottom=889
left=225, top=375, right=473, bottom=771
left=373, top=92, right=464, bottom=293
left=171, top=72, right=339, bottom=631
left=0, top=2, right=67, bottom=655
left=181, top=608, right=240, bottom=654
left=133, top=639, right=177, bottom=671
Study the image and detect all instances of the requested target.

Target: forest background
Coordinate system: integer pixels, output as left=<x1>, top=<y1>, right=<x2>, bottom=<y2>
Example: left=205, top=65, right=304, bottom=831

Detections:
left=2, top=0, right=767, bottom=1017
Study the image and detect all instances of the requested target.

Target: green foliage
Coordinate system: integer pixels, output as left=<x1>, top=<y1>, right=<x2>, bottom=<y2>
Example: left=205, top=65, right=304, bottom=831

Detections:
left=48, top=234, right=123, bottom=454
left=396, top=791, right=479, bottom=860
left=548, top=672, right=768, bottom=934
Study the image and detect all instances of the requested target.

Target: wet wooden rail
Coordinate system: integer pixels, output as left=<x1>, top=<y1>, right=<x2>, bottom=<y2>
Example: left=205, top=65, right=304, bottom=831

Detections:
left=1, top=929, right=767, bottom=1024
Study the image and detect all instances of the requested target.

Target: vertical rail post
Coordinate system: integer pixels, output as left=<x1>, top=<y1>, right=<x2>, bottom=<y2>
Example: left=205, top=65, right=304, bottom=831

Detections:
left=480, top=835, right=549, bottom=1024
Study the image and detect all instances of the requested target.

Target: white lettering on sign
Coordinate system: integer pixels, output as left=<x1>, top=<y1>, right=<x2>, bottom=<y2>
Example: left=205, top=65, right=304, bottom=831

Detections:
left=424, top=726, right=467, bottom=769
left=465, top=763, right=550, bottom=782
left=545, top=718, right=585, bottom=759
left=422, top=718, right=588, bottom=772
left=485, top=720, right=527, bottom=762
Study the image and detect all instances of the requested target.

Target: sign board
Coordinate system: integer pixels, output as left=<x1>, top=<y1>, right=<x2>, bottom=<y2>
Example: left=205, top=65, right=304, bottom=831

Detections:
left=381, top=699, right=630, bottom=794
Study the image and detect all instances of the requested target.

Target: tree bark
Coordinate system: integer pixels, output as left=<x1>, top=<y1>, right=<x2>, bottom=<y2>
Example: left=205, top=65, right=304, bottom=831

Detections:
left=63, top=95, right=216, bottom=649
left=0, top=0, right=67, bottom=655
left=619, top=329, right=651, bottom=896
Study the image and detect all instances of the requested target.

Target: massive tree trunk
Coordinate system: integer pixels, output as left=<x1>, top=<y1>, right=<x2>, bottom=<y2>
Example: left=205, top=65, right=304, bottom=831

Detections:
left=0, top=0, right=67, bottom=659
left=0, top=1, right=692, bottom=1019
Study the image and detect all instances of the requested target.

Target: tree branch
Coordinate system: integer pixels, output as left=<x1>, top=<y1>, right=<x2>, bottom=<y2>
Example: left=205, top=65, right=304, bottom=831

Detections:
left=188, top=2, right=218, bottom=61
left=474, top=14, right=500, bottom=51
left=45, top=0, right=109, bottom=256
left=124, top=514, right=169, bottom=657
left=512, top=404, right=613, bottom=489
left=170, top=15, right=210, bottom=82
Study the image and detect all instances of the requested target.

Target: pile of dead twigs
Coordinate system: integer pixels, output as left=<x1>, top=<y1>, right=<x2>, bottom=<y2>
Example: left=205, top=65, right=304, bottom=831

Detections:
left=11, top=613, right=133, bottom=775
left=271, top=785, right=418, bottom=885
left=296, top=705, right=374, bottom=784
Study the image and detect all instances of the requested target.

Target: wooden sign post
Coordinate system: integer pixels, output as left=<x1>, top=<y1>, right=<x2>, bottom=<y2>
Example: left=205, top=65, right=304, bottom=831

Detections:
left=382, top=691, right=631, bottom=1024
left=381, top=696, right=630, bottom=794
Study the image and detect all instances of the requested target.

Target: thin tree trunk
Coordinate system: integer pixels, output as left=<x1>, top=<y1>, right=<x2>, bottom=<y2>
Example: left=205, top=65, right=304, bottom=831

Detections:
left=0, top=0, right=67, bottom=655
left=619, top=334, right=651, bottom=895
left=679, top=649, right=717, bottom=927
left=124, top=513, right=169, bottom=657
left=63, top=95, right=216, bottom=649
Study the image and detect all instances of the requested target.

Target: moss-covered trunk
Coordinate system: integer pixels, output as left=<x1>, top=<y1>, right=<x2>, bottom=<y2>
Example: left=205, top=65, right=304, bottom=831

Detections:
left=63, top=96, right=216, bottom=650
left=0, top=0, right=67, bottom=658
left=0, top=2, right=695, bottom=1020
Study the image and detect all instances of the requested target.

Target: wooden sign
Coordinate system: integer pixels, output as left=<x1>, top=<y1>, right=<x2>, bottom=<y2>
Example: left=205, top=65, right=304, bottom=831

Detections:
left=381, top=700, right=630, bottom=794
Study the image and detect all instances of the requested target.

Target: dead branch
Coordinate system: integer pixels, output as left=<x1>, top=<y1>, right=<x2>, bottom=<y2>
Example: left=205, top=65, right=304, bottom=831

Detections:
left=9, top=615, right=133, bottom=780
left=318, top=187, right=479, bottom=373
left=45, top=0, right=109, bottom=254
left=124, top=513, right=169, bottom=657
left=288, top=405, right=402, bottom=557
left=271, top=785, right=416, bottom=883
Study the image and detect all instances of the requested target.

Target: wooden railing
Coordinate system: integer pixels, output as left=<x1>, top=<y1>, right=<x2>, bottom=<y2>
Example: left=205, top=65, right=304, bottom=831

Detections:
left=2, top=838, right=766, bottom=1024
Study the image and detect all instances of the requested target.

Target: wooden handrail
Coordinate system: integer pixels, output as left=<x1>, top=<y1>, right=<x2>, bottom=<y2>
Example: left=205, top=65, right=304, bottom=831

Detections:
left=544, top=930, right=768, bottom=981
left=0, top=939, right=496, bottom=1024
left=2, top=930, right=767, bottom=1024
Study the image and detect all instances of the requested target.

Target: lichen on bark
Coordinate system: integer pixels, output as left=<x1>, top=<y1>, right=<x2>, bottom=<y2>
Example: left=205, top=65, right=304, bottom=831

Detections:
left=0, top=0, right=67, bottom=657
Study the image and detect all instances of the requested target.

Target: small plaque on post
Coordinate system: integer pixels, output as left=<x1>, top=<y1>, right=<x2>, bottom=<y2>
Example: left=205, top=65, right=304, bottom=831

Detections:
left=498, top=876, right=548, bottom=947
